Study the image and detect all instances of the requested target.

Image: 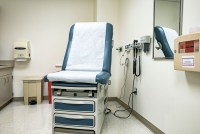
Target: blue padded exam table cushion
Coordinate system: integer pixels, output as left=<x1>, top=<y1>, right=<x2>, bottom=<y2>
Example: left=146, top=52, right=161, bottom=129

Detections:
left=45, top=22, right=113, bottom=85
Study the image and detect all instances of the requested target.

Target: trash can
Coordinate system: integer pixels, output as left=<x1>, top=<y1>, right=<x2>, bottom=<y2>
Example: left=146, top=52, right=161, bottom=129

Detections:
left=23, top=76, right=43, bottom=105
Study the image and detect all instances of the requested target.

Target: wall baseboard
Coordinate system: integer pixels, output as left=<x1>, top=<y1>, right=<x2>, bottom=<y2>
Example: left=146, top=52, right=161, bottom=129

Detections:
left=114, top=98, right=165, bottom=134
left=12, top=97, right=23, bottom=101
left=0, top=99, right=12, bottom=110
left=107, top=97, right=118, bottom=101
left=13, top=96, right=49, bottom=101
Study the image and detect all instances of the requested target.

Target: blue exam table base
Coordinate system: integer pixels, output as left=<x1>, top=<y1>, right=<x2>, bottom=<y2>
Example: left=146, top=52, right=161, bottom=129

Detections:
left=52, top=83, right=108, bottom=134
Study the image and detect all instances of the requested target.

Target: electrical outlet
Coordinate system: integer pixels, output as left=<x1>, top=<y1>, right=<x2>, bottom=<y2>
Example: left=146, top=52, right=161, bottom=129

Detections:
left=116, top=46, right=123, bottom=52
left=108, top=80, right=111, bottom=85
left=133, top=88, right=137, bottom=95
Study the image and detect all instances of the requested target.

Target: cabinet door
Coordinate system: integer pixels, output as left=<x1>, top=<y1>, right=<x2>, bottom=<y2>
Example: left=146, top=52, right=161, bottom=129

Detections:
left=0, top=76, right=7, bottom=107
left=5, top=75, right=13, bottom=101
left=0, top=75, right=13, bottom=107
left=0, top=77, right=5, bottom=107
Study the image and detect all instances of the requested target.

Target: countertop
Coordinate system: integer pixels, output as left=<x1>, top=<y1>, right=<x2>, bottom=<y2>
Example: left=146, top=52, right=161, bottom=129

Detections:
left=0, top=60, right=14, bottom=69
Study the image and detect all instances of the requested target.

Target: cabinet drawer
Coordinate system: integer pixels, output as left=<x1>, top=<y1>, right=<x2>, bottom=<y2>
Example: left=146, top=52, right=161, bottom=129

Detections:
left=54, top=114, right=95, bottom=128
left=54, top=99, right=95, bottom=113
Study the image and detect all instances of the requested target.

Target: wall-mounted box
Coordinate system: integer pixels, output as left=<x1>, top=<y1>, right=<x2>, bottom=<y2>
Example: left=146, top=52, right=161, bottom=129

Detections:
left=13, top=41, right=31, bottom=61
left=174, top=33, right=200, bottom=72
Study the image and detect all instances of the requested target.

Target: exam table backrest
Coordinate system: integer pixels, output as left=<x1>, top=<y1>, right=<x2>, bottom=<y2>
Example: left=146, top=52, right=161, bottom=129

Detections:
left=62, top=22, right=113, bottom=74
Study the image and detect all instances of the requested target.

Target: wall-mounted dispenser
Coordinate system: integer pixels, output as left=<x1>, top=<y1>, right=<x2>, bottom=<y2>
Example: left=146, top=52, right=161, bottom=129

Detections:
left=13, top=41, right=31, bottom=61
left=174, top=33, right=200, bottom=72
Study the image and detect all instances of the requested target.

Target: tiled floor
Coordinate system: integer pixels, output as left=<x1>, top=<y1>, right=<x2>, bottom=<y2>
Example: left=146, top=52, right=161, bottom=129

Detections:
left=0, top=101, right=153, bottom=134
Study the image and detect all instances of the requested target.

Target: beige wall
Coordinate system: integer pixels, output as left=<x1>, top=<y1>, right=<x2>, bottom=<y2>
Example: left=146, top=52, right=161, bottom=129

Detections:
left=0, top=0, right=95, bottom=96
left=96, top=0, right=120, bottom=97
left=118, top=0, right=200, bottom=134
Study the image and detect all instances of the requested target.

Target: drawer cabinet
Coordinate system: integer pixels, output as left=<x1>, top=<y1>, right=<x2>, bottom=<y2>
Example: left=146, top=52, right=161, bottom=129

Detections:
left=0, top=74, right=13, bottom=108
left=52, top=83, right=108, bottom=134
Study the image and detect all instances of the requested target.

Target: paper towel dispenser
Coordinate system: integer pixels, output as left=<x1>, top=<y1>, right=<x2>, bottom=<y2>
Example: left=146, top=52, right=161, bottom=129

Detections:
left=13, top=41, right=31, bottom=61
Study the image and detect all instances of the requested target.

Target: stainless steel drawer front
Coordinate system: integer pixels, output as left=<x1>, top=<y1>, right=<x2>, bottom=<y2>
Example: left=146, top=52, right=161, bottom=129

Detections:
left=54, top=99, right=95, bottom=113
left=54, top=128, right=95, bottom=134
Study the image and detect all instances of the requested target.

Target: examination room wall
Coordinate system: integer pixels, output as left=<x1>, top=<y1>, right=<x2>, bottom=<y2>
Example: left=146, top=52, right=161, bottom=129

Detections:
left=96, top=0, right=121, bottom=97
left=0, top=0, right=96, bottom=97
left=118, top=0, right=200, bottom=134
